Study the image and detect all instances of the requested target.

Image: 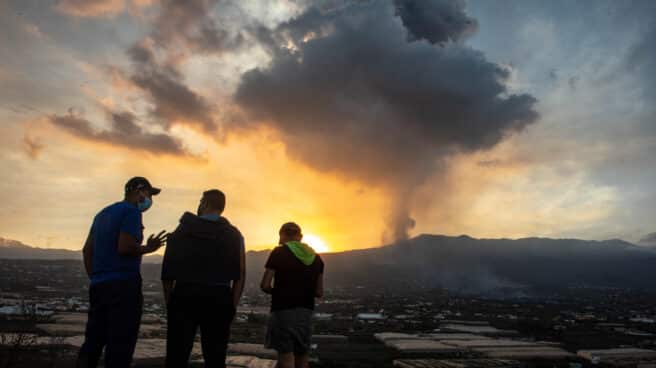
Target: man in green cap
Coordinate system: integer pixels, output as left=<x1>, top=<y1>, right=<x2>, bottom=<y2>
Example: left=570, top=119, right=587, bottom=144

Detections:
left=260, top=222, right=324, bottom=368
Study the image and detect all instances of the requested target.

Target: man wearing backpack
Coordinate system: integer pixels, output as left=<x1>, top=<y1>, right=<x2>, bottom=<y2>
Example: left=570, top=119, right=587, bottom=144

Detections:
left=162, top=189, right=246, bottom=368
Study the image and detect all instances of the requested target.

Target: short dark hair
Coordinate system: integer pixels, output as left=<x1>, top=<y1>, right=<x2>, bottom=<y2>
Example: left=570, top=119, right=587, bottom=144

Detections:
left=203, top=189, right=226, bottom=213
left=279, top=222, right=302, bottom=237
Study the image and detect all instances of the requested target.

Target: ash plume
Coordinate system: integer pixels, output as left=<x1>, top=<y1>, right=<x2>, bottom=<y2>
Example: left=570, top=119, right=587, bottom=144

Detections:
left=234, top=0, right=538, bottom=241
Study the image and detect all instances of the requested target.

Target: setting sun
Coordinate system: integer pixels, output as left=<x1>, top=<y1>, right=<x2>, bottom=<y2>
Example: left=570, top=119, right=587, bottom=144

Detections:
left=303, top=234, right=330, bottom=253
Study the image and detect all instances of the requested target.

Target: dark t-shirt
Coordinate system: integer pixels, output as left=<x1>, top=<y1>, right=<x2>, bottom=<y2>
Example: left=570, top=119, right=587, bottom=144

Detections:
left=265, top=245, right=324, bottom=311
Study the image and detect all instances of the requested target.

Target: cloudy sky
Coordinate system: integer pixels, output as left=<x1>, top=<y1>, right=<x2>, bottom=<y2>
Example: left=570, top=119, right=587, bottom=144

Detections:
left=1, top=0, right=654, bottom=252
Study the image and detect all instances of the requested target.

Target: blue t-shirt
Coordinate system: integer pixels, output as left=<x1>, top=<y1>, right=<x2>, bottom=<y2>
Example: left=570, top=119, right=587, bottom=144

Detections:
left=89, top=201, right=144, bottom=285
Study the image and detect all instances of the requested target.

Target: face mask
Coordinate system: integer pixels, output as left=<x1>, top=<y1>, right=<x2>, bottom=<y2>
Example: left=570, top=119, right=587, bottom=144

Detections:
left=138, top=197, right=152, bottom=212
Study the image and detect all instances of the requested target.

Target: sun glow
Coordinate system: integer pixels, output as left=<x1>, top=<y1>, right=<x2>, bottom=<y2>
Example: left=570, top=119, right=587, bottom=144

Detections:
left=303, top=233, right=330, bottom=253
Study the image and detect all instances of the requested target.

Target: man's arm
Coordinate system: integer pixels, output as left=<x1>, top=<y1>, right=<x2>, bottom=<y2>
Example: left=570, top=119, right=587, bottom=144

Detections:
left=315, top=273, right=324, bottom=298
left=117, top=230, right=167, bottom=256
left=231, top=239, right=246, bottom=308
left=260, top=269, right=274, bottom=294
left=82, top=229, right=94, bottom=278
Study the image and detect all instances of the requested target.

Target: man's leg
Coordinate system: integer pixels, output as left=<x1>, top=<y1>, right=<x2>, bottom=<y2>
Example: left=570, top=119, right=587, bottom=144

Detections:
left=293, top=353, right=309, bottom=368
left=199, top=289, right=234, bottom=368
left=104, top=280, right=142, bottom=368
left=77, top=284, right=108, bottom=368
left=277, top=352, right=295, bottom=368
left=291, top=308, right=312, bottom=368
left=266, top=310, right=297, bottom=368
left=166, top=289, right=199, bottom=367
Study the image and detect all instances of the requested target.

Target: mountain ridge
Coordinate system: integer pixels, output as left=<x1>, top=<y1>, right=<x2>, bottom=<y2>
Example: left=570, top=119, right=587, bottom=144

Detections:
left=0, top=233, right=643, bottom=258
left=4, top=234, right=656, bottom=293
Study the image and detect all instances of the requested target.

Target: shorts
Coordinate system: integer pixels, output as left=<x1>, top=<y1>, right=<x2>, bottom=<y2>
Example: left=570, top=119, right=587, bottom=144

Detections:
left=265, top=308, right=313, bottom=354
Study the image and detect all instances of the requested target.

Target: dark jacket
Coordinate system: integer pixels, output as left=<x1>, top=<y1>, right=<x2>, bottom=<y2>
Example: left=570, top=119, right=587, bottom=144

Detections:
left=161, top=212, right=242, bottom=285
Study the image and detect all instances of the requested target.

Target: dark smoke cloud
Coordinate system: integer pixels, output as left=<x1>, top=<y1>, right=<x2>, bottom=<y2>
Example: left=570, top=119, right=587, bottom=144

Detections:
left=394, top=0, right=478, bottom=44
left=49, top=109, right=186, bottom=155
left=128, top=43, right=216, bottom=132
left=234, top=0, right=538, bottom=241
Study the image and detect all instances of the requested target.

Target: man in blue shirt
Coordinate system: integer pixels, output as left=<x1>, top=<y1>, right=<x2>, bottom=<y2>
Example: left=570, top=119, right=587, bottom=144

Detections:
left=77, top=177, right=167, bottom=368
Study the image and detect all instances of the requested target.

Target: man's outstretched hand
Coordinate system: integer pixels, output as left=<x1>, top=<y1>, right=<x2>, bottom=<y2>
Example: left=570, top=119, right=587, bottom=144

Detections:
left=144, top=230, right=168, bottom=254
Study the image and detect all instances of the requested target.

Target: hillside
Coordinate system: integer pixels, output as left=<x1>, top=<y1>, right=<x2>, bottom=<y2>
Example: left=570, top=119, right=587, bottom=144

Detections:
left=4, top=234, right=656, bottom=293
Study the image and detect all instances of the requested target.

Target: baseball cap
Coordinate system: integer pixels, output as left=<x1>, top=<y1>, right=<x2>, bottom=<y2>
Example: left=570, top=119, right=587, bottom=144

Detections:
left=124, top=177, right=161, bottom=196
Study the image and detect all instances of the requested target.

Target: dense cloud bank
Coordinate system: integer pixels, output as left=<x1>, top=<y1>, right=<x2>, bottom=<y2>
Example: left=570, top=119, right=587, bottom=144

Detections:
left=234, top=0, right=538, bottom=240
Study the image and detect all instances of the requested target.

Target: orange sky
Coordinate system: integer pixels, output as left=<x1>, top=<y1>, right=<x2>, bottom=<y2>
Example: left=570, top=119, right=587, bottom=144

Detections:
left=1, top=0, right=654, bottom=252
left=0, top=116, right=618, bottom=253
left=1, top=118, right=392, bottom=252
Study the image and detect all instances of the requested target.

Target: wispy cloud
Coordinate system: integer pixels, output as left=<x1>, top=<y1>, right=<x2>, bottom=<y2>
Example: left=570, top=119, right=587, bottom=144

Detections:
left=54, top=0, right=155, bottom=18
left=55, top=0, right=127, bottom=18
left=48, top=109, right=187, bottom=155
left=23, top=134, right=44, bottom=159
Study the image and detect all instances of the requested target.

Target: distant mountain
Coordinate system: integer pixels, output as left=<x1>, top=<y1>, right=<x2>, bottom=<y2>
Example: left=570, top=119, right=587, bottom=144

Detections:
left=0, top=237, right=81, bottom=260
left=0, top=237, right=163, bottom=263
left=5, top=234, right=656, bottom=293
left=314, top=234, right=656, bottom=294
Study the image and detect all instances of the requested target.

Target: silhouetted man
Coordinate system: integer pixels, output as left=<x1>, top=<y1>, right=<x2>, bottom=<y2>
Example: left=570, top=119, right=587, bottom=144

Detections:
left=78, top=177, right=167, bottom=368
left=162, top=189, right=246, bottom=368
left=261, top=222, right=324, bottom=368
